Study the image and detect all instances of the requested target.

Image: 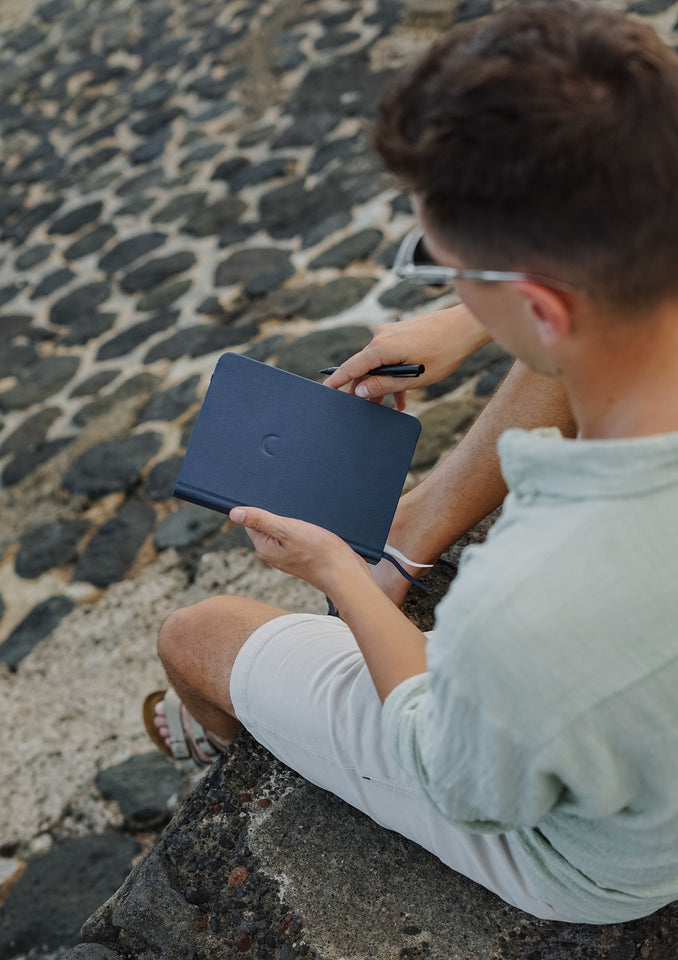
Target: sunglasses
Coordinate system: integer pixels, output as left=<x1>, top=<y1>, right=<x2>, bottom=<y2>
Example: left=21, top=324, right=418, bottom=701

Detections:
left=392, top=227, right=577, bottom=293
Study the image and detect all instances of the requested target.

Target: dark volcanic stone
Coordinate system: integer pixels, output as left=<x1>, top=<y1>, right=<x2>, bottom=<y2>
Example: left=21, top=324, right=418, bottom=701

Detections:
left=217, top=221, right=257, bottom=247
left=72, top=497, right=156, bottom=586
left=70, top=147, right=119, bottom=179
left=272, top=113, right=337, bottom=149
left=309, top=228, right=383, bottom=269
left=80, top=847, right=204, bottom=959
left=99, top=232, right=167, bottom=273
left=48, top=201, right=102, bottom=235
left=455, top=0, right=493, bottom=19
left=144, top=455, right=184, bottom=500
left=322, top=8, right=358, bottom=26
left=475, top=357, right=514, bottom=397
left=130, top=130, right=171, bottom=165
left=274, top=45, right=306, bottom=73
left=182, top=198, right=246, bottom=237
left=131, top=79, right=176, bottom=110
left=237, top=124, right=275, bottom=148
left=62, top=432, right=163, bottom=498
left=143, top=323, right=258, bottom=362
left=193, top=100, right=237, bottom=122
left=137, top=375, right=200, bottom=423
left=137, top=278, right=192, bottom=312
left=0, top=355, right=80, bottom=410
left=179, top=411, right=198, bottom=448
left=391, top=193, right=413, bottom=215
left=151, top=192, right=207, bottom=224
left=315, top=30, right=361, bottom=50
left=37, top=0, right=66, bottom=20
left=73, top=118, right=122, bottom=148
left=0, top=834, right=139, bottom=951
left=10, top=25, right=46, bottom=52
left=115, top=197, right=157, bottom=218
left=243, top=333, right=286, bottom=362
left=196, top=296, right=229, bottom=317
left=15, top=519, right=91, bottom=578
left=70, top=369, right=120, bottom=397
left=378, top=280, right=437, bottom=312
left=116, top=167, right=165, bottom=198
left=71, top=373, right=162, bottom=427
left=0, top=315, right=33, bottom=343
left=237, top=287, right=311, bottom=325
left=309, top=133, right=363, bottom=174
left=275, top=325, right=372, bottom=380
left=120, top=252, right=195, bottom=294
left=2, top=437, right=74, bottom=486
left=61, top=312, right=116, bottom=347
left=0, top=407, right=59, bottom=455
left=49, top=282, right=111, bottom=325
left=0, top=283, right=26, bottom=307
left=210, top=156, right=249, bottom=183
left=305, top=276, right=377, bottom=319
left=228, top=156, right=295, bottom=190
left=284, top=50, right=392, bottom=122
left=306, top=212, right=352, bottom=249
left=187, top=71, right=242, bottom=100
left=244, top=265, right=294, bottom=298
left=0, top=342, right=37, bottom=378
left=259, top=178, right=350, bottom=242
left=64, top=225, right=117, bottom=260
left=180, top=142, right=222, bottom=167
left=0, top=595, right=75, bottom=670
left=95, top=753, right=184, bottom=831
left=61, top=943, right=122, bottom=960
left=629, top=0, right=675, bottom=10
left=15, top=242, right=53, bottom=269
left=130, top=107, right=184, bottom=137
left=3, top=199, right=62, bottom=244
left=97, top=310, right=178, bottom=360
left=215, top=248, right=294, bottom=290
left=154, top=502, right=226, bottom=550
left=30, top=267, right=76, bottom=299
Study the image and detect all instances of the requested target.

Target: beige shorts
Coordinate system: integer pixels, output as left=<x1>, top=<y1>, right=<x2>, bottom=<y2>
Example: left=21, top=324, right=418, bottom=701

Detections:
left=230, top=612, right=568, bottom=921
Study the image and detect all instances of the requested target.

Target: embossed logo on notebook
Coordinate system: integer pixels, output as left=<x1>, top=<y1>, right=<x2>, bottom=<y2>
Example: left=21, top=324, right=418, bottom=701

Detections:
left=260, top=433, right=281, bottom=457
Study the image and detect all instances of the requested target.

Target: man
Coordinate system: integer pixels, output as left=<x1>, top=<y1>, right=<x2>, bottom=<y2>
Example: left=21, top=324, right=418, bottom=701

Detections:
left=146, top=0, right=678, bottom=924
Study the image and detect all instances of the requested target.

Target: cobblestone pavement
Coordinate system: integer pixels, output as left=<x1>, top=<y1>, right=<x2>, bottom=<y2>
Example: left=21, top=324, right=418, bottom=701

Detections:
left=1, top=0, right=678, bottom=957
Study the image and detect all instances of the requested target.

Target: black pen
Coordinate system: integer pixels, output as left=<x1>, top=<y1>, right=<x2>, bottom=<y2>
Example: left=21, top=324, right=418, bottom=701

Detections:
left=320, top=363, right=425, bottom=378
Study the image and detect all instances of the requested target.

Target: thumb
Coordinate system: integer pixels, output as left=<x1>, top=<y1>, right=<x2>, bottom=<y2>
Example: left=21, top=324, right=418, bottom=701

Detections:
left=229, top=506, right=273, bottom=531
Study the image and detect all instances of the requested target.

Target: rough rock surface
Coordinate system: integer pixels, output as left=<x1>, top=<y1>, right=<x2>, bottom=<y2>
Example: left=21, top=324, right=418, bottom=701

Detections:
left=1, top=0, right=677, bottom=957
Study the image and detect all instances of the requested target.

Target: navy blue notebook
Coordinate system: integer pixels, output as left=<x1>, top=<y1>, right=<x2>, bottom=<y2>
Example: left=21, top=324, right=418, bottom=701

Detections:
left=173, top=352, right=421, bottom=563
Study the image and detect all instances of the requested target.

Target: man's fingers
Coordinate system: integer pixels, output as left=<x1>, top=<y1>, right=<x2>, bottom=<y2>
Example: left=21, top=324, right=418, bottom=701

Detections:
left=354, top=376, right=417, bottom=403
left=323, top=352, right=386, bottom=389
left=229, top=506, right=284, bottom=538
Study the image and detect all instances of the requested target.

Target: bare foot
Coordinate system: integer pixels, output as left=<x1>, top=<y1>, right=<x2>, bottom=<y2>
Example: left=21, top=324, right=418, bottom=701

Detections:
left=153, top=701, right=172, bottom=749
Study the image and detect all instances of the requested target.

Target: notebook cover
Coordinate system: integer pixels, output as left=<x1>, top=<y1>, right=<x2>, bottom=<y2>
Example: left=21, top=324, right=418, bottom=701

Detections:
left=173, top=352, right=421, bottom=563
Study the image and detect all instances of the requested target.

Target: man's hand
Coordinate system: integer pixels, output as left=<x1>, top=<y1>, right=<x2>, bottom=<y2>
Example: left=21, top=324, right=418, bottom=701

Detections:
left=229, top=507, right=367, bottom=596
left=323, top=304, right=490, bottom=409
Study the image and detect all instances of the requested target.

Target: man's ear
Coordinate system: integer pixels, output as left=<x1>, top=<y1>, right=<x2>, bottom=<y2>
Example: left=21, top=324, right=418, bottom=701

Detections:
left=514, top=281, right=573, bottom=347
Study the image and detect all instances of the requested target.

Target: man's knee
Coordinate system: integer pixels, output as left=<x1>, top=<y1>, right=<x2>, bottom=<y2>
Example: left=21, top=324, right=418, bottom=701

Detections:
left=157, top=604, right=193, bottom=673
left=157, top=594, right=285, bottom=676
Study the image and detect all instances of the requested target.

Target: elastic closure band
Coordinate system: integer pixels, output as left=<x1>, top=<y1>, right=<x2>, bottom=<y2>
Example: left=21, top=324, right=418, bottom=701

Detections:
left=380, top=551, right=431, bottom=592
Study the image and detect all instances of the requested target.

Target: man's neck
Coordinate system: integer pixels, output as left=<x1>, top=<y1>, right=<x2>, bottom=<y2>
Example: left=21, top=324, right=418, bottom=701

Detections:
left=561, top=300, right=678, bottom=440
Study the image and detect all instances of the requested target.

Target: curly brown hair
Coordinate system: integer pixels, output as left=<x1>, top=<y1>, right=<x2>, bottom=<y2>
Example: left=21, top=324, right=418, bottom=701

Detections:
left=374, top=0, right=678, bottom=310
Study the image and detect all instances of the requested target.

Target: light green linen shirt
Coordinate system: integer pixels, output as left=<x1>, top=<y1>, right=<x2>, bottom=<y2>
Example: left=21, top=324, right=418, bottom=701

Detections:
left=382, top=427, right=678, bottom=923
